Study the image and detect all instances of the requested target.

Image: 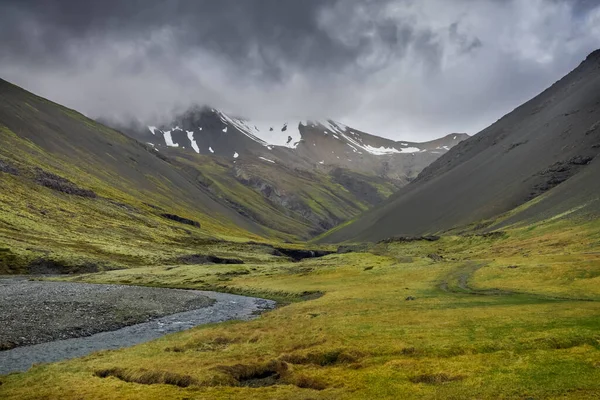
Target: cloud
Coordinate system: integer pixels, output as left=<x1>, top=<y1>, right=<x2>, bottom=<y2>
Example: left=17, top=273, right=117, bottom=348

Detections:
left=0, top=0, right=599, bottom=141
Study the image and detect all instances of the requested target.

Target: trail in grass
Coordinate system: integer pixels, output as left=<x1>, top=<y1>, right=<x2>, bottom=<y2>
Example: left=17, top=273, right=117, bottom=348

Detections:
left=438, top=261, right=512, bottom=296
left=439, top=261, right=599, bottom=302
left=0, top=288, right=275, bottom=375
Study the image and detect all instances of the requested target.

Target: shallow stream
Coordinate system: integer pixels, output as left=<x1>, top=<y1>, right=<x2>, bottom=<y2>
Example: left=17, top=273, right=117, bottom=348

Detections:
left=0, top=282, right=275, bottom=375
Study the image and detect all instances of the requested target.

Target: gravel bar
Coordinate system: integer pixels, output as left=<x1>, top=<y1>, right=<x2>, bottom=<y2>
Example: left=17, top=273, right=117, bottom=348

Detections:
left=0, top=277, right=215, bottom=349
left=0, top=279, right=275, bottom=375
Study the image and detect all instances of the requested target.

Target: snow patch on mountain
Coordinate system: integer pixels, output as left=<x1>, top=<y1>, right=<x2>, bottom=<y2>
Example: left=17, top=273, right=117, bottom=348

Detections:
left=323, top=121, right=348, bottom=135
left=163, top=131, right=179, bottom=147
left=216, top=111, right=303, bottom=149
left=259, top=157, right=276, bottom=164
left=340, top=133, right=420, bottom=155
left=399, top=147, right=421, bottom=153
left=186, top=130, right=200, bottom=154
left=213, top=110, right=425, bottom=157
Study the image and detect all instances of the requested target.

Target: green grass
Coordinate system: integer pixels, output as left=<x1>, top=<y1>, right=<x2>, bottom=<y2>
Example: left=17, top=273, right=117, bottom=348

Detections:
left=0, top=122, right=275, bottom=273
left=0, top=78, right=403, bottom=274
left=173, top=153, right=395, bottom=240
left=2, top=218, right=600, bottom=399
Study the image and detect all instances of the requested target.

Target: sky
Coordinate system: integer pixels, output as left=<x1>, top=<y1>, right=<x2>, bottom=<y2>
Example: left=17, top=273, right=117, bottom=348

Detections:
left=1, top=0, right=599, bottom=141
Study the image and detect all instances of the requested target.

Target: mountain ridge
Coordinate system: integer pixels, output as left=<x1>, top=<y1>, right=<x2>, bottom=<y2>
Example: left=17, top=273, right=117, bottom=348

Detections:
left=113, top=107, right=468, bottom=184
left=319, top=49, right=600, bottom=243
left=103, top=107, right=468, bottom=238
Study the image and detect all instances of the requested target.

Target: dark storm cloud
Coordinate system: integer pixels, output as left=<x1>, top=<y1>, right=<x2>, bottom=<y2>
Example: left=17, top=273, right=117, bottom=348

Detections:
left=0, top=0, right=358, bottom=79
left=0, top=0, right=599, bottom=140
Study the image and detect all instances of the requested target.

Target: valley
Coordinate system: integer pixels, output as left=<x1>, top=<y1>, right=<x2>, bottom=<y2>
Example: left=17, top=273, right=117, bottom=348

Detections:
left=108, top=108, right=468, bottom=239
left=2, top=218, right=600, bottom=399
left=0, top=2, right=599, bottom=398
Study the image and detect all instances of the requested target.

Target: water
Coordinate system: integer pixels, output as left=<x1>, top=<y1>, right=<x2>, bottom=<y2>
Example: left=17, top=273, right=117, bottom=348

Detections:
left=0, top=290, right=275, bottom=375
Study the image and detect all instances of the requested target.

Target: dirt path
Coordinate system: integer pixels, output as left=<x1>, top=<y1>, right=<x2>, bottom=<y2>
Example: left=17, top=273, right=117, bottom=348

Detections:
left=439, top=262, right=598, bottom=301
left=438, top=261, right=512, bottom=295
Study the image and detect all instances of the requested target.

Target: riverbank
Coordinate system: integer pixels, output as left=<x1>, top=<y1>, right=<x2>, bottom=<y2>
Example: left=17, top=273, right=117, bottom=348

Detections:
left=0, top=277, right=215, bottom=350
left=0, top=289, right=275, bottom=375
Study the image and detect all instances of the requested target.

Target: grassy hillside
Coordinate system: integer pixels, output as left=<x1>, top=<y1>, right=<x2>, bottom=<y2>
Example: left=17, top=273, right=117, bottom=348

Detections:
left=0, top=77, right=405, bottom=272
left=170, top=151, right=399, bottom=240
left=2, top=216, right=599, bottom=399
left=0, top=79, right=277, bottom=273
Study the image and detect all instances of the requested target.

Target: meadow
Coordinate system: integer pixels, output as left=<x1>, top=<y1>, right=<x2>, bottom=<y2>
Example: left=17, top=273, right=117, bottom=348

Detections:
left=1, top=218, right=600, bottom=399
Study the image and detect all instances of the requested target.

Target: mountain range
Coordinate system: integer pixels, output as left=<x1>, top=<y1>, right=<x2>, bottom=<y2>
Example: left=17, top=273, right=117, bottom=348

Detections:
left=0, top=76, right=468, bottom=273
left=2, top=48, right=599, bottom=276
left=113, top=107, right=466, bottom=183
left=103, top=108, right=467, bottom=238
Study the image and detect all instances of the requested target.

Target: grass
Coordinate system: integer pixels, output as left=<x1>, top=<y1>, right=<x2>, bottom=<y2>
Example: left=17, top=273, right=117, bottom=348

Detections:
left=0, top=77, right=401, bottom=274
left=0, top=117, right=397, bottom=272
left=0, top=120, right=274, bottom=273
left=1, top=217, right=600, bottom=399
left=173, top=152, right=395, bottom=239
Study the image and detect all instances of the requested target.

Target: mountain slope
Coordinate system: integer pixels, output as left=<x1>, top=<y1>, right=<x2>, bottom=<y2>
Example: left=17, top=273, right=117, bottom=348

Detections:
left=113, top=109, right=467, bottom=238
left=320, top=49, right=600, bottom=243
left=0, top=78, right=277, bottom=272
left=165, top=150, right=395, bottom=238
left=121, top=107, right=467, bottom=184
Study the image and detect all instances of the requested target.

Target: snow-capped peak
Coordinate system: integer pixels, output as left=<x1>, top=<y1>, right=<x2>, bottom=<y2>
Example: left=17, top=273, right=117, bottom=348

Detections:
left=213, top=111, right=424, bottom=155
left=216, top=110, right=303, bottom=149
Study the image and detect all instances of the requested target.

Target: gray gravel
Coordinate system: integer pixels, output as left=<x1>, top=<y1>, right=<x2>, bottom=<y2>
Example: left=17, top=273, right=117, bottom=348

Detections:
left=0, top=289, right=275, bottom=375
left=0, top=277, right=216, bottom=349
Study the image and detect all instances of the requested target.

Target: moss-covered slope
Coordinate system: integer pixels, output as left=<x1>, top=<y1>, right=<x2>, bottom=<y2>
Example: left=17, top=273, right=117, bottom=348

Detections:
left=0, top=79, right=273, bottom=272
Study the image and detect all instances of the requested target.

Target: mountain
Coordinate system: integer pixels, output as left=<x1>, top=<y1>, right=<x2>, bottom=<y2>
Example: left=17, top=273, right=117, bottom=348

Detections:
left=0, top=78, right=278, bottom=273
left=0, top=75, right=467, bottom=274
left=111, top=108, right=467, bottom=238
left=119, top=107, right=467, bottom=184
left=319, top=49, right=600, bottom=243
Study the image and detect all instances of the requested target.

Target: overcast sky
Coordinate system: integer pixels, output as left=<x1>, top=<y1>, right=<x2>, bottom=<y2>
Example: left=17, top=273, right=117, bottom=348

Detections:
left=1, top=0, right=599, bottom=141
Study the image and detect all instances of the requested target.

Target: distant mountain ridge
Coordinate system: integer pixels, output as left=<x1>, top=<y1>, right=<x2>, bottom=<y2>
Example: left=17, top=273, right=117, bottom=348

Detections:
left=103, top=107, right=468, bottom=238
left=116, top=107, right=468, bottom=185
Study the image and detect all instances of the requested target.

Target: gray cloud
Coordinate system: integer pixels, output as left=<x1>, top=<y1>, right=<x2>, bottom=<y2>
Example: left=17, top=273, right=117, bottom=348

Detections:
left=1, top=0, right=599, bottom=140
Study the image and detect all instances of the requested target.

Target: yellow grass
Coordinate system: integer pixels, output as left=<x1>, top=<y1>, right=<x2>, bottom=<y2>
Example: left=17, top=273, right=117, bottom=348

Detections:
left=1, top=219, right=600, bottom=399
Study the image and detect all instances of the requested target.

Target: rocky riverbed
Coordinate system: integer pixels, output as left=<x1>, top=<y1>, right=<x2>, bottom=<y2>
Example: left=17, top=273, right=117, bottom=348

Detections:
left=0, top=277, right=216, bottom=350
left=0, top=284, right=275, bottom=375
